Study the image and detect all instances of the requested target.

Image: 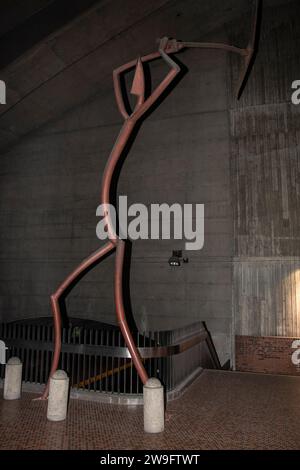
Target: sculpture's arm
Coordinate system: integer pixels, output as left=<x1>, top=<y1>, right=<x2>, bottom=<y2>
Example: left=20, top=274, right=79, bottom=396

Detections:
left=113, top=38, right=180, bottom=121
left=113, top=52, right=159, bottom=120
left=132, top=38, right=180, bottom=121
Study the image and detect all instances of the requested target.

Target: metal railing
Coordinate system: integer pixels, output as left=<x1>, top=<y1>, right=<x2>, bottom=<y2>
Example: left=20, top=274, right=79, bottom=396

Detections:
left=0, top=319, right=220, bottom=396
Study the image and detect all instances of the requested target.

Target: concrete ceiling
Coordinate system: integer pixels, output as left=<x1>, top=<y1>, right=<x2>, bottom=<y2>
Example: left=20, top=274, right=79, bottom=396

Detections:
left=0, top=0, right=294, bottom=153
left=0, top=0, right=53, bottom=38
left=0, top=0, right=100, bottom=70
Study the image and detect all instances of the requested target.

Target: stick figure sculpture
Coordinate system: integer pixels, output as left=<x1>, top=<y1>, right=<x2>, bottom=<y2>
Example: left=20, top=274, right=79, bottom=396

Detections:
left=40, top=1, right=259, bottom=399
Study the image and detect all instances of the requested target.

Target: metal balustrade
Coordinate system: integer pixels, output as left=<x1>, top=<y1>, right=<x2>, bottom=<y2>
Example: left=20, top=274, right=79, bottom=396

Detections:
left=0, top=319, right=220, bottom=397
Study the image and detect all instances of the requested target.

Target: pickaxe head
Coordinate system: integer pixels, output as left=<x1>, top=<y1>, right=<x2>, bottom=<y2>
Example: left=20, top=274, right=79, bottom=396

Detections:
left=236, top=0, right=260, bottom=99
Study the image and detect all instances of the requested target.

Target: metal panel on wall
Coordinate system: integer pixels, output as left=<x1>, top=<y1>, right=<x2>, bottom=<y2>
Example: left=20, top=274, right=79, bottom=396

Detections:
left=228, top=0, right=300, bottom=342
left=234, top=258, right=300, bottom=337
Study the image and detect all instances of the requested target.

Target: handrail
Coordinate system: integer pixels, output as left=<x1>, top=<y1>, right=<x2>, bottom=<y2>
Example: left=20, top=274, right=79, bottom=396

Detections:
left=0, top=320, right=221, bottom=395
left=2, top=329, right=209, bottom=359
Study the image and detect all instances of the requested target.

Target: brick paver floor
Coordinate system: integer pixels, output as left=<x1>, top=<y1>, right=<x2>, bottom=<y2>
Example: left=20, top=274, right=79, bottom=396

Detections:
left=1, top=370, right=300, bottom=450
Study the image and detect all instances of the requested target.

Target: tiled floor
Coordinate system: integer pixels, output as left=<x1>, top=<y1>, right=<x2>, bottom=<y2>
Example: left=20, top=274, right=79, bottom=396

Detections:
left=1, top=370, right=300, bottom=450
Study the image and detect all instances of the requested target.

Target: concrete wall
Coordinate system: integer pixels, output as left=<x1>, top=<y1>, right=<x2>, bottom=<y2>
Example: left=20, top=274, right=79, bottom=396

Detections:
left=229, top=1, right=300, bottom=346
left=2, top=0, right=297, bottom=368
left=0, top=26, right=233, bottom=363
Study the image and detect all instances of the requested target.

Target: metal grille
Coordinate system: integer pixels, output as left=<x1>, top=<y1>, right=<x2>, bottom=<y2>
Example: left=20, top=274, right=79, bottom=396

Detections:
left=0, top=320, right=219, bottom=395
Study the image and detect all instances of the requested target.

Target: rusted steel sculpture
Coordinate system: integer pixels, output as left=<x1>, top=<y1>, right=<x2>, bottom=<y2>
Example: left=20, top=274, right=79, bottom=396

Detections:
left=40, top=1, right=259, bottom=399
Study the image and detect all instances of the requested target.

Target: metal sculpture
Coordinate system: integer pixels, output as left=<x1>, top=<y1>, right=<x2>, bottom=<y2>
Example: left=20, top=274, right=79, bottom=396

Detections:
left=40, top=0, right=259, bottom=399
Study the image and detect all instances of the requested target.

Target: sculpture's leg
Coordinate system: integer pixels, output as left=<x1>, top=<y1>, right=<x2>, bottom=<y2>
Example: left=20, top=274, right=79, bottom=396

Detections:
left=45, top=293, right=62, bottom=397
left=38, top=241, right=115, bottom=399
left=115, top=239, right=148, bottom=384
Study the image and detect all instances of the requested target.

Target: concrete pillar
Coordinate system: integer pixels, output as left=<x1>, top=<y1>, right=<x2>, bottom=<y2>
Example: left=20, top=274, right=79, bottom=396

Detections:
left=4, top=357, right=22, bottom=400
left=47, top=370, right=69, bottom=422
left=143, top=377, right=164, bottom=433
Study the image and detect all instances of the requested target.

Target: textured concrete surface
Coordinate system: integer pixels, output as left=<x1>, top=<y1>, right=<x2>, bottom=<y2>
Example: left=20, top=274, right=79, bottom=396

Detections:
left=0, top=4, right=233, bottom=364
left=0, top=0, right=300, bottom=371
left=3, top=357, right=22, bottom=400
left=0, top=0, right=255, bottom=150
left=230, top=0, right=300, bottom=341
left=143, top=378, right=164, bottom=433
left=47, top=369, right=69, bottom=422
left=1, top=370, right=300, bottom=450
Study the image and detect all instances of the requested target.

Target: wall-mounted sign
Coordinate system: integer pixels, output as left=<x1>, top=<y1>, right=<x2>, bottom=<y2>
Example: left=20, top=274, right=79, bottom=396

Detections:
left=236, top=336, right=300, bottom=376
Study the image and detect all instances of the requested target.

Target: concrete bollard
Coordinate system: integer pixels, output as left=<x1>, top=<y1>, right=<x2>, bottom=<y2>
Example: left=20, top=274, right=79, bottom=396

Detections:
left=4, top=357, right=22, bottom=400
left=47, top=370, right=69, bottom=422
left=143, top=377, right=164, bottom=433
